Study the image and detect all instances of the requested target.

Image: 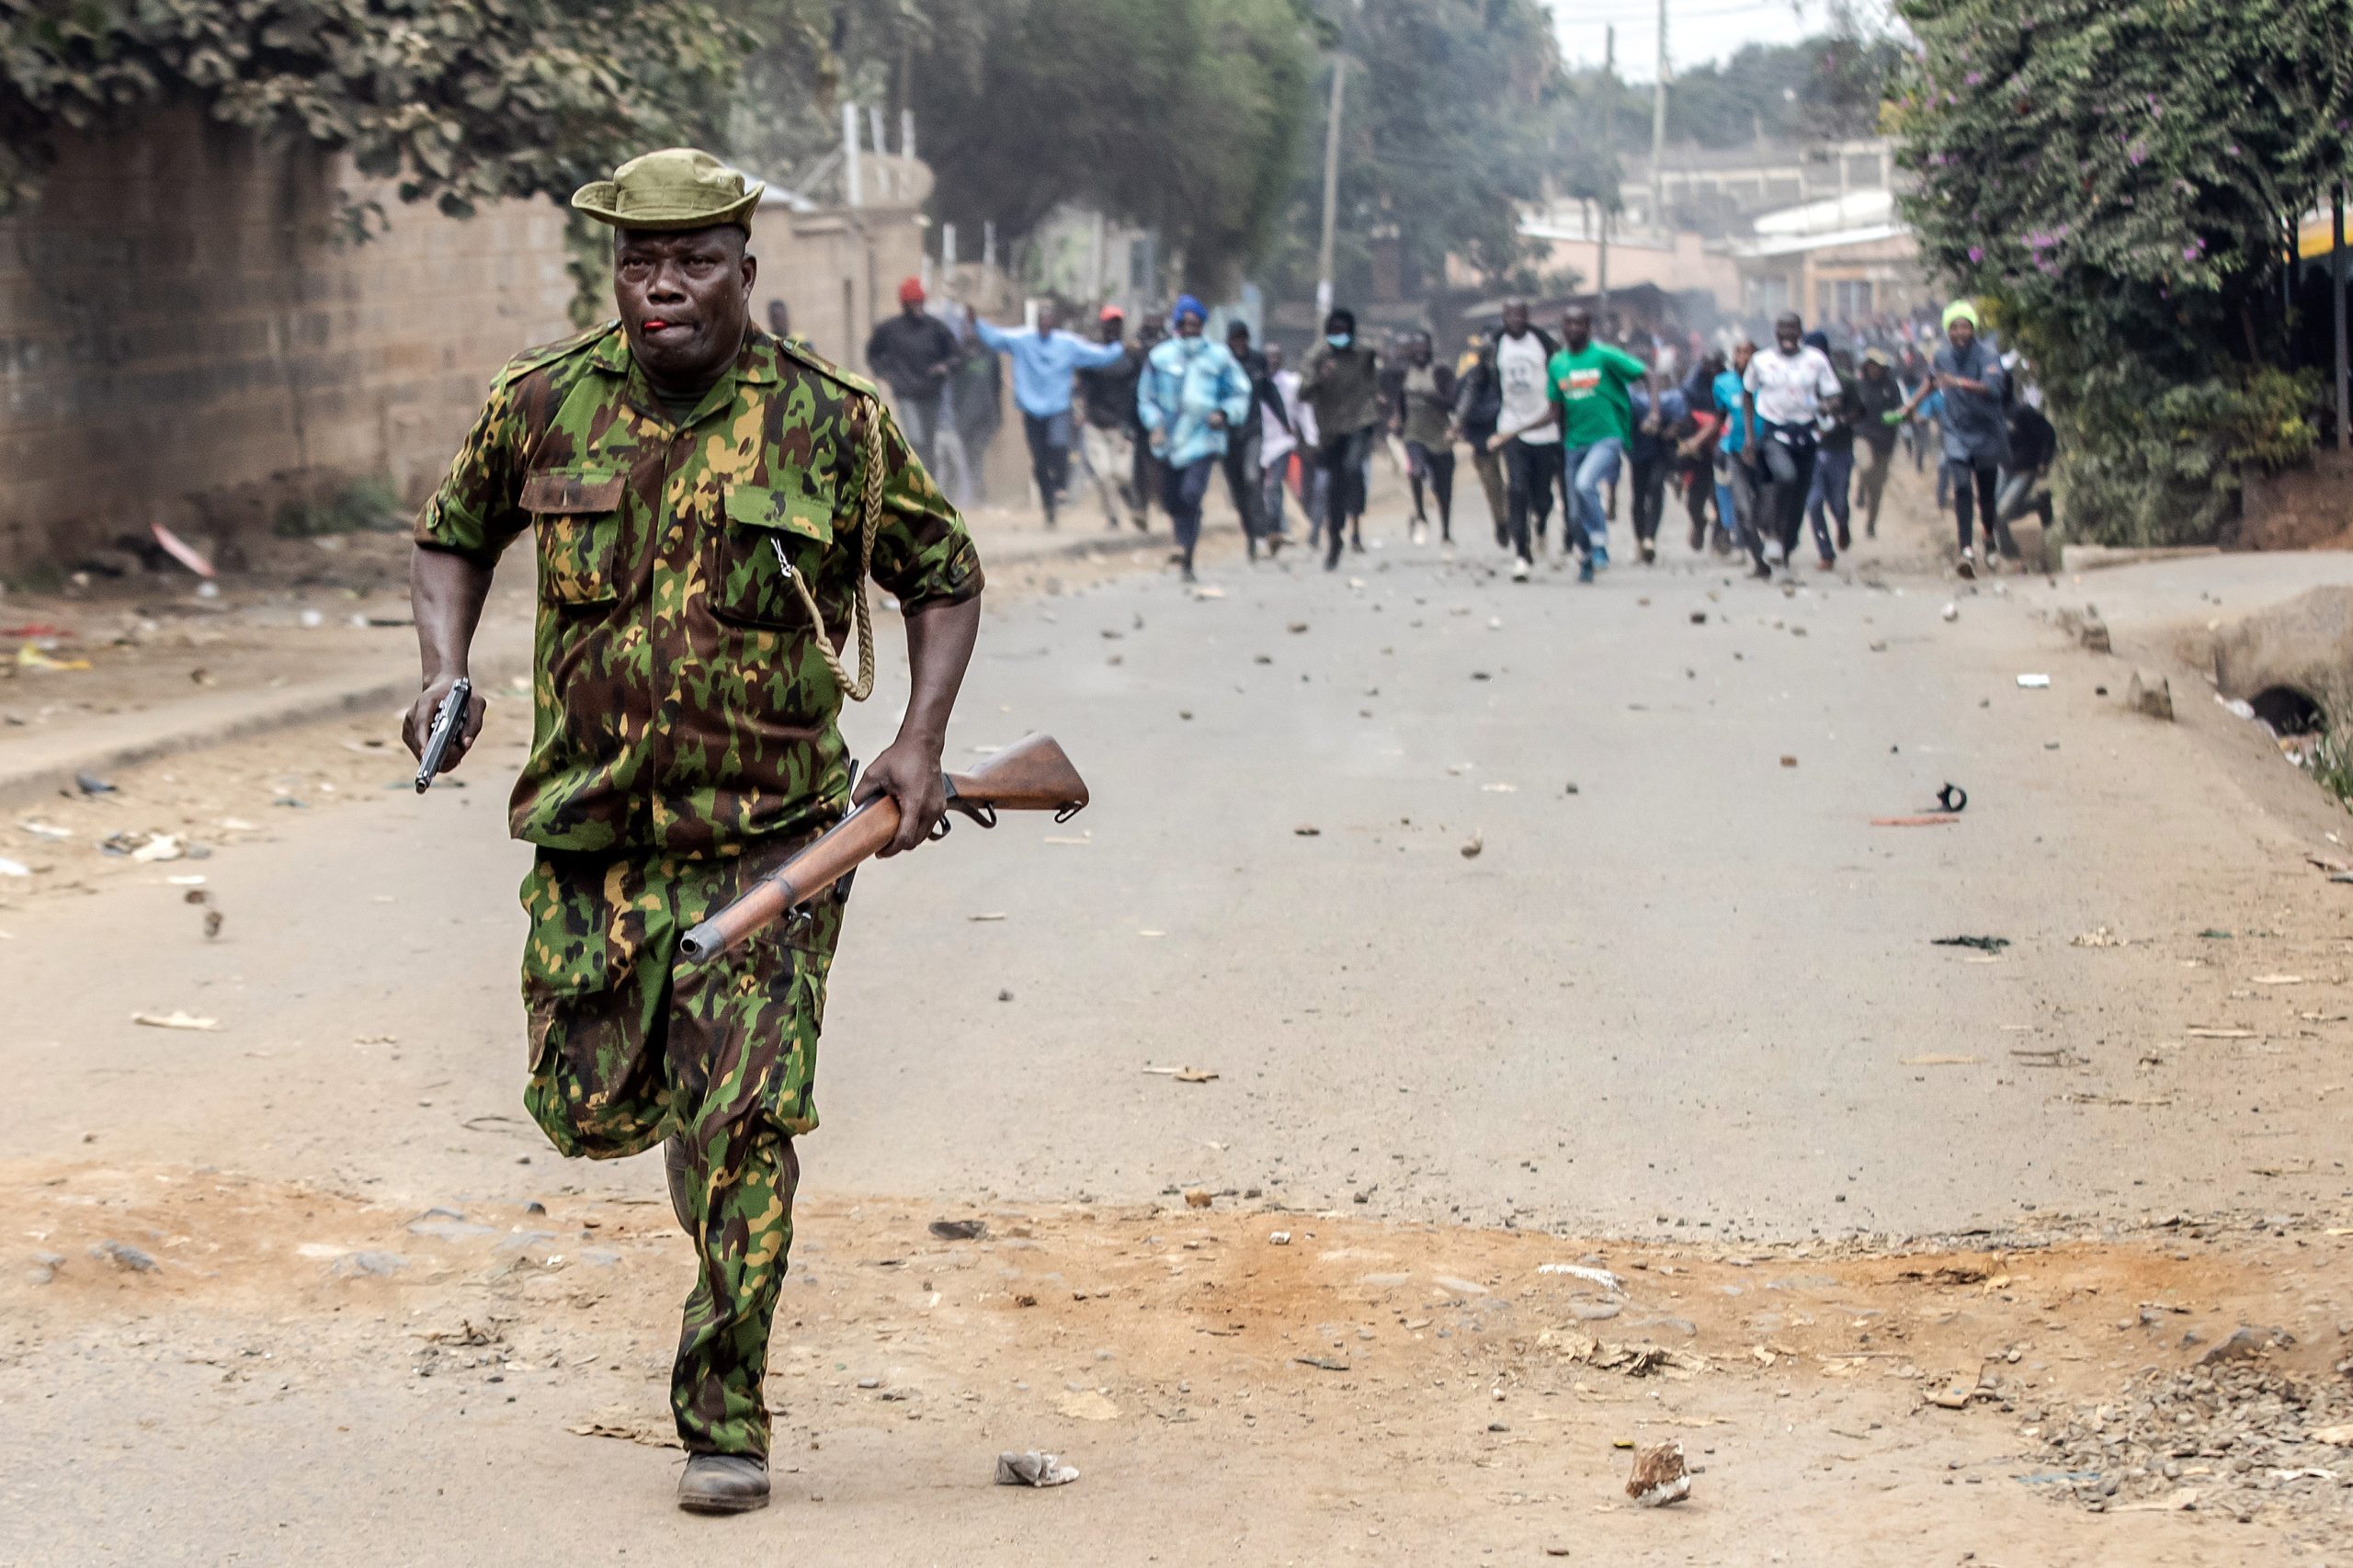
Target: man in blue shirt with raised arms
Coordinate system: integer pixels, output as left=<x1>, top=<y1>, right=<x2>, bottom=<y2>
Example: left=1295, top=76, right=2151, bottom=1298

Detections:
left=972, top=300, right=1130, bottom=528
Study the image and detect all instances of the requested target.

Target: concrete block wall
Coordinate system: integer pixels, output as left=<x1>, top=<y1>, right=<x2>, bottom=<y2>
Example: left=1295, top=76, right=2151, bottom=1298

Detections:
left=0, top=108, right=576, bottom=574
left=0, top=112, right=1045, bottom=572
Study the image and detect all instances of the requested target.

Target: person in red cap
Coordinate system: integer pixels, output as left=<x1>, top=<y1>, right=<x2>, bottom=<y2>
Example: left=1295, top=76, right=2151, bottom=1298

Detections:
left=864, top=277, right=961, bottom=472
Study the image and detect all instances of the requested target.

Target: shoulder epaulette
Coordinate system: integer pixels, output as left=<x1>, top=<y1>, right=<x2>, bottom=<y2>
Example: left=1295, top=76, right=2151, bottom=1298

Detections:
left=494, top=321, right=620, bottom=389
left=773, top=333, right=884, bottom=402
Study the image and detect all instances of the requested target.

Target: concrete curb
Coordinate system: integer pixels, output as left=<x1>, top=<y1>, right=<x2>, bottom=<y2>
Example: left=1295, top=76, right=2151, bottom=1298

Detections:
left=0, top=645, right=531, bottom=810
left=0, top=521, right=1225, bottom=807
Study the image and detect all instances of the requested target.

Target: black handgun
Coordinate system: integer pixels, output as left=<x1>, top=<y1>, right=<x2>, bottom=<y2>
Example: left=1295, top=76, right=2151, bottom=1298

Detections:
left=415, top=677, right=473, bottom=793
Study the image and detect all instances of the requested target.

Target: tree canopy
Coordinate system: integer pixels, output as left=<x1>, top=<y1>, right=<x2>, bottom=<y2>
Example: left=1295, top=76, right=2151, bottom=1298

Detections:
left=1893, top=0, right=2353, bottom=541
left=732, top=0, right=1316, bottom=294
left=0, top=0, right=745, bottom=225
left=1649, top=31, right=1897, bottom=151
left=1258, top=0, right=1564, bottom=304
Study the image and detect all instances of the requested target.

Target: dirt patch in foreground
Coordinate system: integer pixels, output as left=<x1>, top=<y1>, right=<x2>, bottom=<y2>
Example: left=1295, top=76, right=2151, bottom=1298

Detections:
left=4, top=1161, right=2347, bottom=1564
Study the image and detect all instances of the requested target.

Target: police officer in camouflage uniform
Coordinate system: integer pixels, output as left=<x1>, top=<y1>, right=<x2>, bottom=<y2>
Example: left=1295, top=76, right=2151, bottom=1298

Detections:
left=402, top=149, right=984, bottom=1515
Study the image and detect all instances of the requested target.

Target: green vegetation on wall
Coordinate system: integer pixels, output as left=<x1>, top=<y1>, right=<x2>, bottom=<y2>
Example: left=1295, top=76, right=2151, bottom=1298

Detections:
left=1893, top=0, right=2353, bottom=543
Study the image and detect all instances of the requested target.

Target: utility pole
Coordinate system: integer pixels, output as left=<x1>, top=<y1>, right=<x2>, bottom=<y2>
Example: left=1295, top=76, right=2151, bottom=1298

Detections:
left=1651, top=0, right=1668, bottom=234
left=841, top=100, right=862, bottom=209
left=1316, top=57, right=1348, bottom=320
left=1596, top=26, right=1613, bottom=315
left=2336, top=183, right=2348, bottom=452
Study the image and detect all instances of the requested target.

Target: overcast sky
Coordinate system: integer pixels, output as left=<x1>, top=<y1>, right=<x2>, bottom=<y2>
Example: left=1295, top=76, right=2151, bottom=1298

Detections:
left=1553, top=0, right=1823, bottom=79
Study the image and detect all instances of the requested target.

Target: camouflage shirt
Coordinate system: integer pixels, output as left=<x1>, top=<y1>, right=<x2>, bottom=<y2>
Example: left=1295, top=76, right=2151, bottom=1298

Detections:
left=417, top=323, right=983, bottom=855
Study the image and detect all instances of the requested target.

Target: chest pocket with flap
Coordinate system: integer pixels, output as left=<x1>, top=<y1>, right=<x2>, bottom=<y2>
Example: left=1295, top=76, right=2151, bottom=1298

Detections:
left=522, top=470, right=626, bottom=606
left=708, top=480, right=836, bottom=631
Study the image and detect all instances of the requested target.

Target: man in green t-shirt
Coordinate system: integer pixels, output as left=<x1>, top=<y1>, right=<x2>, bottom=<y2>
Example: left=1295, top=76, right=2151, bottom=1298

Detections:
left=1547, top=306, right=1656, bottom=580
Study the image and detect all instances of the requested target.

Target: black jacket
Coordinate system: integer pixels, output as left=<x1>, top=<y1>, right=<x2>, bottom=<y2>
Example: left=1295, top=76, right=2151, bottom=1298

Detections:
left=2006, top=403, right=2057, bottom=472
left=1077, top=346, right=1143, bottom=432
left=865, top=312, right=960, bottom=402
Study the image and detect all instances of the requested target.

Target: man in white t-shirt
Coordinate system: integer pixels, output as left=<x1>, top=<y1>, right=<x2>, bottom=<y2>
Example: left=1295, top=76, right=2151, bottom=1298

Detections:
left=1486, top=299, right=1560, bottom=581
left=1741, top=312, right=1844, bottom=579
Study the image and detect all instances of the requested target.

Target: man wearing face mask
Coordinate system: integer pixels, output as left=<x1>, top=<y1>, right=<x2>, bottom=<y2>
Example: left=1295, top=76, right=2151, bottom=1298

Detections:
left=403, top=149, right=983, bottom=1516
left=1301, top=308, right=1384, bottom=569
left=1137, top=294, right=1254, bottom=584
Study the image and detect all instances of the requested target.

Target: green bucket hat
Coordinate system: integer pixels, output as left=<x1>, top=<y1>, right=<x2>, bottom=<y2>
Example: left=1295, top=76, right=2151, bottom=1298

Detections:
left=572, top=148, right=764, bottom=233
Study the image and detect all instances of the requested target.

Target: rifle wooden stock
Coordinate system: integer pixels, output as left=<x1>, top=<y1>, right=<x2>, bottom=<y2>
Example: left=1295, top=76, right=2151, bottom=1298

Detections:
left=677, top=733, right=1088, bottom=966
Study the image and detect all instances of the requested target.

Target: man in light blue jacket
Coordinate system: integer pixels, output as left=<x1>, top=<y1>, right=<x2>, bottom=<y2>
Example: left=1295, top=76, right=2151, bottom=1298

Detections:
left=972, top=300, right=1130, bottom=528
left=1137, top=294, right=1252, bottom=584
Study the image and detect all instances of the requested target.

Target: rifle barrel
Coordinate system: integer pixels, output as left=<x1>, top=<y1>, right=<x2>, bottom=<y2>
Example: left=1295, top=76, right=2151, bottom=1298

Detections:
left=678, top=797, right=901, bottom=964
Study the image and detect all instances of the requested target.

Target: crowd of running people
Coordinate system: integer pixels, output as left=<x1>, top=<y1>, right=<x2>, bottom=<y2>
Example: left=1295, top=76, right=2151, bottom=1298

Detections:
left=864, top=279, right=2060, bottom=587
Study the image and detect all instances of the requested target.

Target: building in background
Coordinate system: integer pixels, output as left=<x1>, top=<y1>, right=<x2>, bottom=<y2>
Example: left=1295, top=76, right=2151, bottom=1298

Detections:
left=1725, top=187, right=1930, bottom=326
left=1488, top=137, right=1924, bottom=333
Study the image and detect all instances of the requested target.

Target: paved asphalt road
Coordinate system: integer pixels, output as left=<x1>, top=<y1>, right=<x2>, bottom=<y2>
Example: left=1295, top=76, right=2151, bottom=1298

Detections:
left=7, top=520, right=2352, bottom=1243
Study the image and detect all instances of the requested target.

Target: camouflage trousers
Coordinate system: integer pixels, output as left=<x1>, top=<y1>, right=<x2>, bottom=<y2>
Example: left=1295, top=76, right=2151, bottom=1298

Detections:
left=518, top=842, right=845, bottom=1460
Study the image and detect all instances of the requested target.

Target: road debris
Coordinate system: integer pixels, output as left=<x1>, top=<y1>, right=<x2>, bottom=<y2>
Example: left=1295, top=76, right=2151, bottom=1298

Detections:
left=2032, top=1355, right=2352, bottom=1523
left=1142, top=1066, right=1218, bottom=1083
left=1184, top=1188, right=1213, bottom=1209
left=1293, top=824, right=1321, bottom=836
left=75, top=772, right=116, bottom=794
left=969, top=912, right=1007, bottom=922
left=1926, top=1370, right=1984, bottom=1409
left=1874, top=814, right=1960, bottom=827
left=1553, top=1336, right=1705, bottom=1378
left=2126, top=670, right=2174, bottom=721
left=2184, top=1027, right=2256, bottom=1040
left=83, top=1238, right=159, bottom=1274
left=131, top=1010, right=221, bottom=1031
left=1779, top=755, right=1798, bottom=768
left=1941, top=602, right=1960, bottom=622
left=1460, top=832, right=1483, bottom=859
left=995, top=1450, right=1081, bottom=1487
left=2071, top=926, right=2125, bottom=948
left=1267, top=1232, right=1292, bottom=1246
left=19, top=822, right=71, bottom=840
left=1931, top=935, right=2009, bottom=952
left=569, top=1410, right=683, bottom=1449
left=928, top=1219, right=987, bottom=1242
left=130, top=833, right=184, bottom=863
left=1625, top=1441, right=1691, bottom=1507
left=150, top=522, right=218, bottom=578
left=2018, top=673, right=2052, bottom=688
left=0, top=858, right=28, bottom=878
left=1294, top=1356, right=1350, bottom=1372
left=1537, top=1264, right=1624, bottom=1293
left=1901, top=1054, right=1981, bottom=1066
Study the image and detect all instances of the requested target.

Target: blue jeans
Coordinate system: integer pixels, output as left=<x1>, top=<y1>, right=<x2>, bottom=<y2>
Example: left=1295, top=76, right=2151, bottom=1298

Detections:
left=1804, top=444, right=1854, bottom=560
left=1562, top=438, right=1623, bottom=557
left=1163, top=456, right=1219, bottom=559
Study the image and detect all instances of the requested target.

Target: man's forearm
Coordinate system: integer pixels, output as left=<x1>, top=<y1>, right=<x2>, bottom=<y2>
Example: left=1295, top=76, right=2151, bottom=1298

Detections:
left=411, top=544, right=494, bottom=679
left=897, top=594, right=983, bottom=750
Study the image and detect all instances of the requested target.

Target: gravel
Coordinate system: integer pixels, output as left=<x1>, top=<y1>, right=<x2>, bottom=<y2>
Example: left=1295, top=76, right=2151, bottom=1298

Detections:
left=2025, top=1354, right=2353, bottom=1527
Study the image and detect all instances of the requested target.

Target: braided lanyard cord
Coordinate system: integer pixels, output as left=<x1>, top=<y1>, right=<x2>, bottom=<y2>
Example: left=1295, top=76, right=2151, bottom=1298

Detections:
left=772, top=396, right=886, bottom=701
